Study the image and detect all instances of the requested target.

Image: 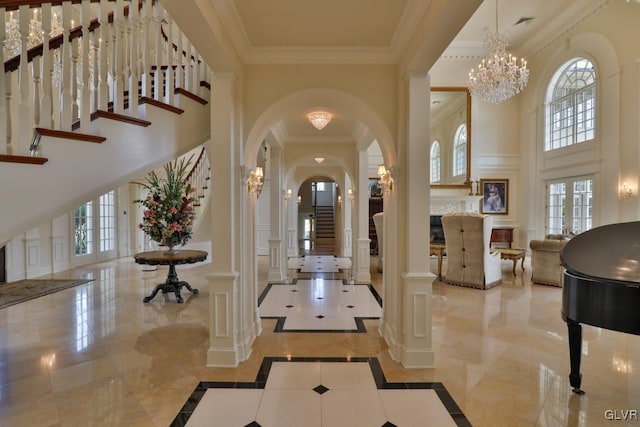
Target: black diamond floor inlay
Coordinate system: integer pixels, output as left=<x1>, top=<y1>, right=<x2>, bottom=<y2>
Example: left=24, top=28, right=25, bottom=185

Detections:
left=285, top=305, right=293, bottom=308
left=347, top=305, right=355, bottom=308
left=172, top=357, right=470, bottom=426
left=316, top=315, right=325, bottom=319
left=313, top=384, right=330, bottom=395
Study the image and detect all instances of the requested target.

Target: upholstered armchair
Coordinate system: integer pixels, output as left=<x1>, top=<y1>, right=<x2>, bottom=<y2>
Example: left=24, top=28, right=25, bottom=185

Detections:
left=529, top=234, right=570, bottom=287
left=441, top=212, right=502, bottom=289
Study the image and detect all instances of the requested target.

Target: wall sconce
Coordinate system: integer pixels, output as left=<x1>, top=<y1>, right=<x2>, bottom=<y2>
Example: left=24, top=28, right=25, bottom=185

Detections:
left=297, top=195, right=302, bottom=205
left=620, top=182, right=633, bottom=199
left=377, top=164, right=394, bottom=192
left=284, top=188, right=293, bottom=202
left=347, top=188, right=355, bottom=202
left=337, top=195, right=343, bottom=206
left=247, top=166, right=264, bottom=196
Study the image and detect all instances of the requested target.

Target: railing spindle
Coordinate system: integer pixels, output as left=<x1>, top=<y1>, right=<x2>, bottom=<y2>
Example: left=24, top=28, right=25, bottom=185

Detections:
left=129, top=0, right=140, bottom=112
left=79, top=0, right=91, bottom=127
left=98, top=0, right=109, bottom=111
left=0, top=7, right=9, bottom=154
left=18, top=5, right=32, bottom=152
left=60, top=1, right=73, bottom=130
left=40, top=3, right=53, bottom=128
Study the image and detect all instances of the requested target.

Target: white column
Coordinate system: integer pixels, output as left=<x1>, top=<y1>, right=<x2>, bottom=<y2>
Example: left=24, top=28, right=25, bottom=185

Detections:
left=342, top=173, right=353, bottom=258
left=267, top=146, right=286, bottom=282
left=354, top=149, right=371, bottom=283
left=383, top=73, right=435, bottom=368
left=286, top=189, right=298, bottom=258
left=206, top=73, right=256, bottom=367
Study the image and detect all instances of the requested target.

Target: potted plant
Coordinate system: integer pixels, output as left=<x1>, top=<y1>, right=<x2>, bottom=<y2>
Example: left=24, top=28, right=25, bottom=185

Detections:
left=135, top=156, right=196, bottom=254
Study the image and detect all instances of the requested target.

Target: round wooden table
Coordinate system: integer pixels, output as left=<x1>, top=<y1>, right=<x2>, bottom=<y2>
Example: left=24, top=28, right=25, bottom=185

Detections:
left=134, top=250, right=208, bottom=303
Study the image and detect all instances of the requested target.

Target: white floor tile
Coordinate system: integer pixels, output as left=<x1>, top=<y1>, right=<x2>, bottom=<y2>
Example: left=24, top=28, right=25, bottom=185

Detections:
left=321, top=389, right=387, bottom=427
left=185, top=389, right=263, bottom=427
left=320, top=362, right=377, bottom=390
left=265, top=362, right=322, bottom=390
left=379, top=389, right=457, bottom=427
left=255, top=390, right=321, bottom=427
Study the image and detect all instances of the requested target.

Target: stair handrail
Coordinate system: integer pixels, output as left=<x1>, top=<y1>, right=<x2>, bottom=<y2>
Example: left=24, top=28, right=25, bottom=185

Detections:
left=1, top=0, right=209, bottom=157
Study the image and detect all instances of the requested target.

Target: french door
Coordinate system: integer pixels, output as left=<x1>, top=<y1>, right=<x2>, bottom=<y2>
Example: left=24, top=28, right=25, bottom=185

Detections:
left=72, top=190, right=118, bottom=266
left=546, top=176, right=593, bottom=235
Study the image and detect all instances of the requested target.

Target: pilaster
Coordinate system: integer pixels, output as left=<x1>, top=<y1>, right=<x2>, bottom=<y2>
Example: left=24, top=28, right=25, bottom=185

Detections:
left=354, top=149, right=371, bottom=283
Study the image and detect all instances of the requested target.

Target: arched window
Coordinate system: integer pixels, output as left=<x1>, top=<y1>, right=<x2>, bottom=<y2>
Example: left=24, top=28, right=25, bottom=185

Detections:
left=453, top=124, right=466, bottom=177
left=545, top=58, right=596, bottom=151
left=430, top=141, right=441, bottom=183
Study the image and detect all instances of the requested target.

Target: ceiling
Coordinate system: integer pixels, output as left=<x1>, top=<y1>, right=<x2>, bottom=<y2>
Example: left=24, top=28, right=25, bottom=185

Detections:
left=192, top=0, right=588, bottom=149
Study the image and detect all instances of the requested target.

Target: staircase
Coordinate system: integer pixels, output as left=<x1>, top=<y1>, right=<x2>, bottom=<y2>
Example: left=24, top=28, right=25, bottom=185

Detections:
left=0, top=1, right=211, bottom=246
left=314, top=204, right=336, bottom=254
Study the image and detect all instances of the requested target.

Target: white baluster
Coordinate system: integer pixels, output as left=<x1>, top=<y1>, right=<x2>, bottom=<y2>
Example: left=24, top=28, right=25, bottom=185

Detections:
left=92, top=29, right=99, bottom=112
left=98, top=0, right=109, bottom=111
left=153, top=2, right=163, bottom=101
left=18, top=5, right=32, bottom=153
left=59, top=1, right=73, bottom=130
left=71, top=37, right=79, bottom=121
left=176, top=29, right=183, bottom=88
left=32, top=56, right=41, bottom=128
left=80, top=0, right=91, bottom=127
left=0, top=6, right=9, bottom=154
left=40, top=4, right=53, bottom=129
left=141, top=0, right=152, bottom=99
left=165, top=13, right=174, bottom=105
left=129, top=0, right=140, bottom=112
left=194, top=53, right=201, bottom=96
left=113, top=0, right=125, bottom=113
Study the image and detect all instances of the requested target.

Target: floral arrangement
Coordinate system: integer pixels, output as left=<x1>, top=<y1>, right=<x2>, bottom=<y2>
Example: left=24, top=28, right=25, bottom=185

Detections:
left=135, top=156, right=197, bottom=250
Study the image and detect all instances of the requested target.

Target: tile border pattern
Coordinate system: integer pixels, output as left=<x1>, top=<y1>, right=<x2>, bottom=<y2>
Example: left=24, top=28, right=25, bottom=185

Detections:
left=258, top=281, right=382, bottom=333
left=170, top=356, right=471, bottom=427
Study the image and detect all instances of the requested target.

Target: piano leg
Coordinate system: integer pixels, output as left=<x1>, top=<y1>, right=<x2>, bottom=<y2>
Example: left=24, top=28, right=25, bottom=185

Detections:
left=567, top=319, right=585, bottom=395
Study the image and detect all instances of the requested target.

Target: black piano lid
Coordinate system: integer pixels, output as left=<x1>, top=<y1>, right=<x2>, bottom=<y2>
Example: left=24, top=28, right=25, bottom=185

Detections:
left=561, top=221, right=640, bottom=285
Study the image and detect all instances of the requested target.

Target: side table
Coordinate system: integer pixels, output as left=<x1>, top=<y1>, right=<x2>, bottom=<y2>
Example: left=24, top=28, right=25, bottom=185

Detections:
left=430, top=243, right=447, bottom=280
left=494, top=248, right=526, bottom=275
left=134, top=250, right=208, bottom=303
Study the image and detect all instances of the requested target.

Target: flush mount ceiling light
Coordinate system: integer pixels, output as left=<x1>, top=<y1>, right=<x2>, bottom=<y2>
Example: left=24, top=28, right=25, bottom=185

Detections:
left=314, top=157, right=325, bottom=164
left=307, top=111, right=333, bottom=130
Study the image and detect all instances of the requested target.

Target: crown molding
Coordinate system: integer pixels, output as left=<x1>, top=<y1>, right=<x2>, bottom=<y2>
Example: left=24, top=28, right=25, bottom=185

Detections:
left=284, top=136, right=355, bottom=144
left=242, top=46, right=398, bottom=65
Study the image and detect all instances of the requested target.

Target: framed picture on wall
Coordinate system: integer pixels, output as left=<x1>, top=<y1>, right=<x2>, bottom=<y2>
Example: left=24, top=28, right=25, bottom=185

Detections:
left=369, top=178, right=382, bottom=198
left=480, top=179, right=508, bottom=214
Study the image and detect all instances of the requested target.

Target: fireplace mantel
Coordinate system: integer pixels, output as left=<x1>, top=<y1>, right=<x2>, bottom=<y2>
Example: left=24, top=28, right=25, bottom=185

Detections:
left=430, top=194, right=483, bottom=215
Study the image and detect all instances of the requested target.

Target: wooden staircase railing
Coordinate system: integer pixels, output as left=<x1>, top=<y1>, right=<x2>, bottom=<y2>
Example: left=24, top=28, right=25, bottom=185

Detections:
left=0, top=0, right=211, bottom=162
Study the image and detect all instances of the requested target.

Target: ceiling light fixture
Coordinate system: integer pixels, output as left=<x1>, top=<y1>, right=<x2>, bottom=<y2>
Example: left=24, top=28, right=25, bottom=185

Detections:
left=314, top=157, right=325, bottom=164
left=468, top=0, right=529, bottom=104
left=307, top=111, right=333, bottom=130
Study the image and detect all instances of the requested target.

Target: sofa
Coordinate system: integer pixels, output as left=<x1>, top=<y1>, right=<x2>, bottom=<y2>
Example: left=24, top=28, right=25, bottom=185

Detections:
left=441, top=212, right=502, bottom=289
left=529, top=234, right=571, bottom=287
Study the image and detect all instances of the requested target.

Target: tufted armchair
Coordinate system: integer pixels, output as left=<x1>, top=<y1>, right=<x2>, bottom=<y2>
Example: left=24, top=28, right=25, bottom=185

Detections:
left=441, top=212, right=502, bottom=289
left=529, top=234, right=570, bottom=287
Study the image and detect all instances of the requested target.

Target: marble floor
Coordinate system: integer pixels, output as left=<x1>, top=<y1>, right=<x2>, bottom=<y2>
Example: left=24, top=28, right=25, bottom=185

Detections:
left=0, top=253, right=639, bottom=426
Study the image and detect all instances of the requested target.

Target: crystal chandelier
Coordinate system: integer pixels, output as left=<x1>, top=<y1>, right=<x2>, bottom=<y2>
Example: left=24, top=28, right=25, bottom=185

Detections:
left=307, top=111, right=333, bottom=130
left=468, top=0, right=529, bottom=104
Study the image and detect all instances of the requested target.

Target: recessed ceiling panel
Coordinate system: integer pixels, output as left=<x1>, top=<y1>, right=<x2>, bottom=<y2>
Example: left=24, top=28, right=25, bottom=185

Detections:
left=234, top=0, right=408, bottom=47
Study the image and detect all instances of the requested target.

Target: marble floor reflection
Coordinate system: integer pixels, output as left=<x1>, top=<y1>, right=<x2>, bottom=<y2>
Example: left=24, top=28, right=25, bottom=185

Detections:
left=0, top=254, right=639, bottom=426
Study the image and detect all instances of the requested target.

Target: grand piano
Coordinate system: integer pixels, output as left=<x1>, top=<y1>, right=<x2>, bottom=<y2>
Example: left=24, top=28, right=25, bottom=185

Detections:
left=561, top=221, right=640, bottom=394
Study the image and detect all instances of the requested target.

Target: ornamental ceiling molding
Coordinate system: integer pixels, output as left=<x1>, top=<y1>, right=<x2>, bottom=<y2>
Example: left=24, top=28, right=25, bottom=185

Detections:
left=212, top=0, right=428, bottom=65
